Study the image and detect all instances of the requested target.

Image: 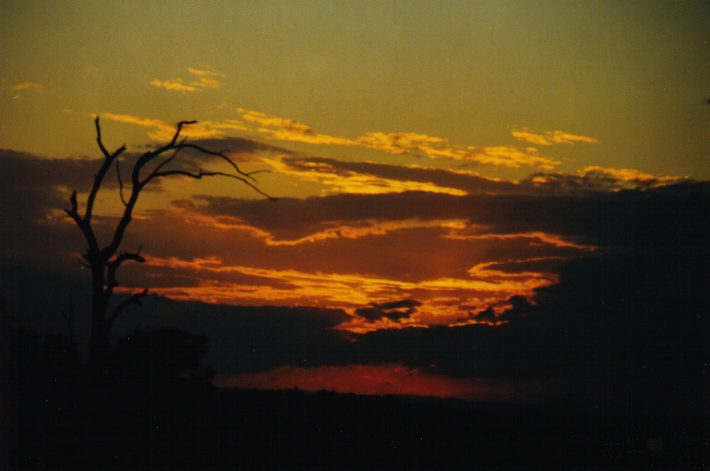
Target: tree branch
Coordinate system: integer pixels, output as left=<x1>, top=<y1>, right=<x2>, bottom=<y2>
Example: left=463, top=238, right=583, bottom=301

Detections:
left=65, top=190, right=81, bottom=224
left=115, top=158, right=128, bottom=206
left=86, top=117, right=126, bottom=224
left=107, top=288, right=149, bottom=331
left=169, top=120, right=198, bottom=146
left=106, top=248, right=146, bottom=289
left=245, top=169, right=270, bottom=177
left=94, top=116, right=111, bottom=160
left=153, top=169, right=276, bottom=200
left=65, top=191, right=100, bottom=252
left=146, top=140, right=185, bottom=183
left=174, top=143, right=257, bottom=182
left=102, top=119, right=273, bottom=262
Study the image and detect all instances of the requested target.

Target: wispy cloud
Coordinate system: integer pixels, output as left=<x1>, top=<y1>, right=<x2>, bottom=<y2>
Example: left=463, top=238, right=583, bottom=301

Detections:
left=11, top=81, right=45, bottom=93
left=265, top=156, right=467, bottom=196
left=578, top=166, right=678, bottom=185
left=187, top=67, right=224, bottom=77
left=469, top=146, right=559, bottom=170
left=524, top=166, right=684, bottom=192
left=101, top=112, right=228, bottom=141
left=237, top=108, right=355, bottom=146
left=234, top=108, right=560, bottom=169
left=150, top=67, right=223, bottom=93
left=99, top=108, right=608, bottom=172
left=149, top=79, right=201, bottom=93
left=512, top=127, right=599, bottom=146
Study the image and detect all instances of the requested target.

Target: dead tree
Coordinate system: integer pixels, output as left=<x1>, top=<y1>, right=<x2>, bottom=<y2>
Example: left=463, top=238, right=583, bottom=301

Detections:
left=66, top=117, right=271, bottom=378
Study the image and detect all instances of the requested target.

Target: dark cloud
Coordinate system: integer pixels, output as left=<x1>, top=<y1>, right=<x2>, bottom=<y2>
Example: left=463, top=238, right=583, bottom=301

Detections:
left=0, top=134, right=279, bottom=220
left=4, top=146, right=708, bottom=422
left=281, top=156, right=684, bottom=197
left=0, top=149, right=102, bottom=221
left=520, top=169, right=682, bottom=194
left=199, top=181, right=710, bottom=247
left=0, top=135, right=281, bottom=264
left=357, top=247, right=708, bottom=420
left=5, top=220, right=708, bottom=425
left=354, top=299, right=422, bottom=322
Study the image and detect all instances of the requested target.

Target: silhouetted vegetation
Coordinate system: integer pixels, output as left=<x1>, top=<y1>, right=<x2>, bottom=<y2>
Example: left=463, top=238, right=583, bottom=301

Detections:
left=3, top=314, right=707, bottom=468
left=64, top=117, right=270, bottom=378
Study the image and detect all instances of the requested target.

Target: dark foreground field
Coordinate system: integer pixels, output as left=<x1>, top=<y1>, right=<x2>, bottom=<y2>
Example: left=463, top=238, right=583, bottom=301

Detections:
left=4, top=377, right=707, bottom=469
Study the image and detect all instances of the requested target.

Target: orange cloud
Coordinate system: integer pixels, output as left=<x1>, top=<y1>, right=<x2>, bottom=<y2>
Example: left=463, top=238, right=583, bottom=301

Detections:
left=11, top=81, right=45, bottom=93
left=237, top=108, right=355, bottom=146
left=512, top=128, right=599, bottom=146
left=99, top=106, right=562, bottom=171
left=187, top=67, right=224, bottom=77
left=235, top=108, right=559, bottom=169
left=214, top=364, right=562, bottom=402
left=141, top=251, right=557, bottom=333
left=526, top=166, right=684, bottom=192
left=118, top=201, right=597, bottom=334
left=264, top=156, right=467, bottom=195
left=356, top=131, right=450, bottom=156
left=445, top=229, right=597, bottom=251
left=178, top=210, right=467, bottom=246
left=149, top=79, right=200, bottom=92
left=101, top=113, right=227, bottom=141
left=578, top=166, right=681, bottom=187
left=150, top=68, right=223, bottom=93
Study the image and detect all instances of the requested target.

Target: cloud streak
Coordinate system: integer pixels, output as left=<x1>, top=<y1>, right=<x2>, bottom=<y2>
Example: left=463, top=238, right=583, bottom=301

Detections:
left=100, top=107, right=567, bottom=170
left=512, top=128, right=599, bottom=146
left=236, top=108, right=561, bottom=169
left=149, top=67, right=223, bottom=93
left=11, top=81, right=45, bottom=93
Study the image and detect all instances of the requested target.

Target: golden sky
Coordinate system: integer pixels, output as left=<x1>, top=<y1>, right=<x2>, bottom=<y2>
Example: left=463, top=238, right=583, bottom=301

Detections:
left=2, top=0, right=709, bottom=399
left=1, top=0, right=707, bottom=178
left=2, top=0, right=708, bottom=331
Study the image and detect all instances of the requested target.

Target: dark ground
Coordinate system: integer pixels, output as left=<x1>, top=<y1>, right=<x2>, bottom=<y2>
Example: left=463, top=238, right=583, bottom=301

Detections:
left=3, top=365, right=708, bottom=469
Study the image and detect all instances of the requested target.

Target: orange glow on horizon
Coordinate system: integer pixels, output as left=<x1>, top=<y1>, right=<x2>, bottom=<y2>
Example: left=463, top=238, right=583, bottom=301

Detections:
left=213, top=364, right=564, bottom=402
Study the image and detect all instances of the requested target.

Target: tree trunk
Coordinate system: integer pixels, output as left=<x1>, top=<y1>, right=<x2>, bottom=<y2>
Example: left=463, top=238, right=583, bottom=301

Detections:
left=87, top=262, right=108, bottom=381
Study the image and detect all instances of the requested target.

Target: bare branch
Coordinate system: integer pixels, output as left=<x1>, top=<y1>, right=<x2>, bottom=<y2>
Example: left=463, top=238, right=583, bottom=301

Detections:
left=175, top=143, right=256, bottom=182
left=245, top=169, right=270, bottom=177
left=94, top=116, right=111, bottom=160
left=143, top=140, right=186, bottom=184
left=65, top=190, right=80, bottom=222
left=153, top=169, right=276, bottom=200
left=107, top=248, right=146, bottom=289
left=169, top=120, right=198, bottom=146
left=115, top=158, right=128, bottom=206
left=102, top=119, right=273, bottom=273
left=66, top=191, right=100, bottom=252
left=86, top=117, right=126, bottom=224
left=107, top=288, right=149, bottom=330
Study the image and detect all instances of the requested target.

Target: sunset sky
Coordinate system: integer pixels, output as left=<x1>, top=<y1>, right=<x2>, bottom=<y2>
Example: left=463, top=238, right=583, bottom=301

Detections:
left=2, top=1, right=708, bottom=400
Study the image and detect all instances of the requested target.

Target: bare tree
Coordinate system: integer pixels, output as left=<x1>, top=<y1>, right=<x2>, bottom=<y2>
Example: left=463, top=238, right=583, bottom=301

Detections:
left=66, top=117, right=271, bottom=378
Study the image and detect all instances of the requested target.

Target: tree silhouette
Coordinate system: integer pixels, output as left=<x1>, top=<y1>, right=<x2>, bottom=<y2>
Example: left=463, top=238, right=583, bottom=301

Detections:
left=66, top=117, right=271, bottom=378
